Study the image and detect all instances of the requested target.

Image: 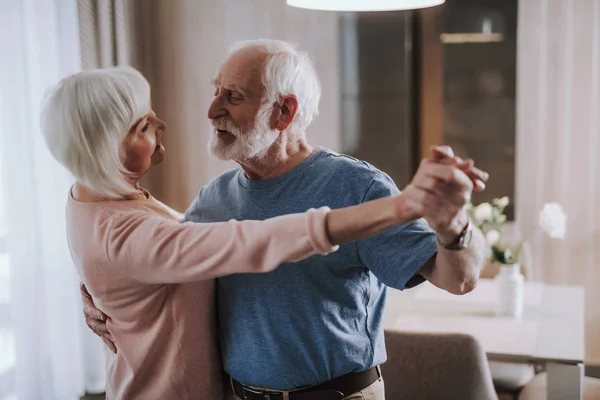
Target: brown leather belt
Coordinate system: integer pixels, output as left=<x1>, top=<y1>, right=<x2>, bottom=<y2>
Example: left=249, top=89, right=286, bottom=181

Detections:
left=230, top=366, right=380, bottom=400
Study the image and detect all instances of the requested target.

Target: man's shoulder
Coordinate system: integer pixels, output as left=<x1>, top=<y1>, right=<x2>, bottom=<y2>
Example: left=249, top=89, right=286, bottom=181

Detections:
left=195, top=167, right=240, bottom=197
left=314, top=148, right=382, bottom=179
left=208, top=167, right=241, bottom=185
left=316, top=148, right=377, bottom=171
left=312, top=148, right=394, bottom=190
left=185, top=167, right=241, bottom=221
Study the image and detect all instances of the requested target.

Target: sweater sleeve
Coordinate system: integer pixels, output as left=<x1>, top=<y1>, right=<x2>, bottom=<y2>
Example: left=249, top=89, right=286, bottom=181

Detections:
left=106, top=207, right=338, bottom=284
left=153, top=199, right=185, bottom=222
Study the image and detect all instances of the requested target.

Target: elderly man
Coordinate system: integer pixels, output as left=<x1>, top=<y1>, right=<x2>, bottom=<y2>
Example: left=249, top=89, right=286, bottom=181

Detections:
left=194, top=39, right=487, bottom=400
left=85, top=39, right=488, bottom=399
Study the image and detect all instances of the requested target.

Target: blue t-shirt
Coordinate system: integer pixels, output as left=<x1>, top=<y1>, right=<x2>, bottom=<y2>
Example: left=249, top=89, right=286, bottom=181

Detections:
left=185, top=148, right=437, bottom=390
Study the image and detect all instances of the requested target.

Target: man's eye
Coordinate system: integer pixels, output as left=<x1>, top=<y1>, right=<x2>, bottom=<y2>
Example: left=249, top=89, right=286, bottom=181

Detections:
left=141, top=123, right=149, bottom=133
left=229, top=94, right=243, bottom=103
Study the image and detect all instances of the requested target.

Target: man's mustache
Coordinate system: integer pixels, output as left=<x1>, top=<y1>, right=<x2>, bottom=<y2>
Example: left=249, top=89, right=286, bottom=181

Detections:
left=211, top=118, right=240, bottom=136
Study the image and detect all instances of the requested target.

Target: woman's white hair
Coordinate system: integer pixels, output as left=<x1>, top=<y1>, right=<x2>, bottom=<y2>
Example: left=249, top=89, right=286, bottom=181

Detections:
left=229, top=39, right=322, bottom=135
left=41, top=66, right=150, bottom=199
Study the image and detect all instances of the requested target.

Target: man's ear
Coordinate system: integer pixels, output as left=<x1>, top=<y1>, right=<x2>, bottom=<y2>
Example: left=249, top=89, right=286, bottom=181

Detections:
left=271, top=95, right=298, bottom=131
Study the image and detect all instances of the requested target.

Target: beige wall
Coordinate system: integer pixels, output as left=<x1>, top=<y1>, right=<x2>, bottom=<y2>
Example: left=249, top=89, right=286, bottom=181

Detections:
left=517, top=0, right=600, bottom=363
left=135, top=0, right=340, bottom=211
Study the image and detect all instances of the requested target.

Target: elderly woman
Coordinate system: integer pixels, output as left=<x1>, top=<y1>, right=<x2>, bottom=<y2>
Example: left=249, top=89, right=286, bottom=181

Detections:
left=40, top=66, right=421, bottom=399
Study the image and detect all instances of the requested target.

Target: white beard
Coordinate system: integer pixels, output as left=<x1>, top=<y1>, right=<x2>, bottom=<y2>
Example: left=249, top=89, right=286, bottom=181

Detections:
left=209, top=105, right=279, bottom=161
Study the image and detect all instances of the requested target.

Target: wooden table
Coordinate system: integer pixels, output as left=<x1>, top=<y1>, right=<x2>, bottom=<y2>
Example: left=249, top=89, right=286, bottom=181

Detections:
left=383, top=278, right=585, bottom=400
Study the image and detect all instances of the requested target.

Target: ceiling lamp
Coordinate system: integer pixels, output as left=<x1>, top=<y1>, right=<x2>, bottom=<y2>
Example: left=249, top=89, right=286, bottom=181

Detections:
left=286, top=0, right=444, bottom=12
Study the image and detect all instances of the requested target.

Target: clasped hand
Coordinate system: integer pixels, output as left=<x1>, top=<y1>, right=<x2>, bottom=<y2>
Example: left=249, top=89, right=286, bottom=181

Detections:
left=402, top=146, right=489, bottom=243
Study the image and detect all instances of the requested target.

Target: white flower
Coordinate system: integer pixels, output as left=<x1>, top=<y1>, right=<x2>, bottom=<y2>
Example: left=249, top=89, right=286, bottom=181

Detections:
left=485, top=229, right=501, bottom=246
left=473, top=202, right=493, bottom=222
left=538, top=202, right=567, bottom=239
left=496, top=196, right=509, bottom=208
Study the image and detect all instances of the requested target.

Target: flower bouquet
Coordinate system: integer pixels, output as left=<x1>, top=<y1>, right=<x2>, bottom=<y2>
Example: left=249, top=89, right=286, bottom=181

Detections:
left=467, top=197, right=567, bottom=267
left=467, top=197, right=567, bottom=316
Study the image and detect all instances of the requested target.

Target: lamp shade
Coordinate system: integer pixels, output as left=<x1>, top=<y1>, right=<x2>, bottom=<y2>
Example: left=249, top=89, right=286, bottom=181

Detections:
left=286, top=0, right=444, bottom=12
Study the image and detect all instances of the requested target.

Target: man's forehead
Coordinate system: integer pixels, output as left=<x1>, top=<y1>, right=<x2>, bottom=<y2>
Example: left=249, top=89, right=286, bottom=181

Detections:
left=211, top=75, right=257, bottom=98
left=213, top=49, right=266, bottom=89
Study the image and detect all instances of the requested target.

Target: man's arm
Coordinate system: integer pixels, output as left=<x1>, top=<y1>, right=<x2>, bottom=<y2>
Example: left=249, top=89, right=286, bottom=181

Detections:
left=358, top=146, right=487, bottom=294
left=405, top=146, right=488, bottom=294
left=81, top=282, right=116, bottom=353
left=418, top=213, right=486, bottom=295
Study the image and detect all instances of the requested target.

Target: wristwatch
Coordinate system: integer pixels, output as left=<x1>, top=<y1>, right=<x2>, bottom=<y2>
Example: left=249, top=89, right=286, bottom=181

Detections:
left=437, top=220, right=473, bottom=251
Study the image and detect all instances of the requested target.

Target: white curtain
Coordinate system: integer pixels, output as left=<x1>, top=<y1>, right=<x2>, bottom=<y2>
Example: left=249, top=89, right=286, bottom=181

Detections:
left=516, top=0, right=600, bottom=363
left=0, top=0, right=106, bottom=398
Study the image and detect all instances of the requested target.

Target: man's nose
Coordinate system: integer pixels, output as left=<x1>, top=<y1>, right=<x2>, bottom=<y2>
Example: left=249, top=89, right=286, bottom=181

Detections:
left=208, top=96, right=227, bottom=120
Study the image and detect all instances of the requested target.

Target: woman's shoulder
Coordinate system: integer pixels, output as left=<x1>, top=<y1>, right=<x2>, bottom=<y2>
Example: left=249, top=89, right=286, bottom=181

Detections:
left=67, top=192, right=179, bottom=219
left=148, top=197, right=184, bottom=221
left=66, top=197, right=182, bottom=274
left=66, top=195, right=181, bottom=246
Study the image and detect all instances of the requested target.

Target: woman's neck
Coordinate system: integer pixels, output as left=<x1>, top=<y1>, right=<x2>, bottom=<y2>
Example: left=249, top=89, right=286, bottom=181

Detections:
left=72, top=181, right=147, bottom=202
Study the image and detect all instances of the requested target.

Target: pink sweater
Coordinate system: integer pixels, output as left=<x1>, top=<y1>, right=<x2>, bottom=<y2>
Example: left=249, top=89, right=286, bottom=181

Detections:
left=66, top=190, right=336, bottom=399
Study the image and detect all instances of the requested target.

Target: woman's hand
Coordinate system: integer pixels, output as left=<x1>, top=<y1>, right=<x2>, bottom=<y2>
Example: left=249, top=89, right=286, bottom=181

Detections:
left=81, top=282, right=117, bottom=354
left=430, top=146, right=488, bottom=192
left=401, top=145, right=489, bottom=242
left=324, top=146, right=489, bottom=246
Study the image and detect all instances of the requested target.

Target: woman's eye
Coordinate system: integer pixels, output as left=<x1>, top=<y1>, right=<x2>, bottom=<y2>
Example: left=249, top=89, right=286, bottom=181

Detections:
left=141, top=123, right=149, bottom=133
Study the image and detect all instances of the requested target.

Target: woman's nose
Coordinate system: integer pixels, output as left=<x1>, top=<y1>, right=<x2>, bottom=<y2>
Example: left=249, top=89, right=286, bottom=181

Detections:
left=153, top=119, right=167, bottom=137
left=155, top=116, right=167, bottom=131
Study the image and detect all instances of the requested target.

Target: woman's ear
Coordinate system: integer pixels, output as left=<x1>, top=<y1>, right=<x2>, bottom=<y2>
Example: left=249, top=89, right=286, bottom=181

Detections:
left=272, top=95, right=299, bottom=131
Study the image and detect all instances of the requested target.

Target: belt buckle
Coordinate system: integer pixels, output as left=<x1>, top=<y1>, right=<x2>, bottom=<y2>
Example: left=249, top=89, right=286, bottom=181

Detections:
left=241, top=385, right=279, bottom=400
left=260, top=390, right=280, bottom=400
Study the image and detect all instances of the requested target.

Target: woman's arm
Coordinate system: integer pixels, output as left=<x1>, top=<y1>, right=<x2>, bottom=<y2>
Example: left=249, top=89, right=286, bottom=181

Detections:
left=108, top=207, right=333, bottom=283
left=326, top=194, right=418, bottom=245
left=83, top=194, right=417, bottom=352
left=153, top=200, right=185, bottom=222
left=108, top=195, right=416, bottom=284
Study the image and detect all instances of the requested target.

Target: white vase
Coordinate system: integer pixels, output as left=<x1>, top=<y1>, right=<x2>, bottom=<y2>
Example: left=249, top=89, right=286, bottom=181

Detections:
left=495, top=264, right=524, bottom=317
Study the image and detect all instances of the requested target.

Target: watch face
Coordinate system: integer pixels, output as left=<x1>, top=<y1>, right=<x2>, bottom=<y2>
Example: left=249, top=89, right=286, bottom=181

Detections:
left=463, top=226, right=473, bottom=246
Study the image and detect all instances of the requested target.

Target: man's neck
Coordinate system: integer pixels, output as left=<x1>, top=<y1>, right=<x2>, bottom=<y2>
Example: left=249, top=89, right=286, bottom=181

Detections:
left=237, top=133, right=314, bottom=180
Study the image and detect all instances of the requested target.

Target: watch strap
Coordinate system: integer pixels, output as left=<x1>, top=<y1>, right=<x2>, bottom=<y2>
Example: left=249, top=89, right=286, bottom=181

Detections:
left=437, top=220, right=473, bottom=251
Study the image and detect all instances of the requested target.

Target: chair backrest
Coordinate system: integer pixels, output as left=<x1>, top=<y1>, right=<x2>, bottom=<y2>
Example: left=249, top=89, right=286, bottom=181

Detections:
left=381, top=331, right=498, bottom=400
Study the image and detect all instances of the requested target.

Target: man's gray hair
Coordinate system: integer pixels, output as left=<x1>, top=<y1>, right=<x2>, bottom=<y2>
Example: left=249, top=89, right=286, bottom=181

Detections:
left=41, top=66, right=150, bottom=198
left=230, top=39, right=321, bottom=134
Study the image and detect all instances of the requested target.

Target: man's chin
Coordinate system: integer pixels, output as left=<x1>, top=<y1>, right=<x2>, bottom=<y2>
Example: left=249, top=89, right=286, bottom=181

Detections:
left=211, top=151, right=232, bottom=161
left=209, top=139, right=237, bottom=161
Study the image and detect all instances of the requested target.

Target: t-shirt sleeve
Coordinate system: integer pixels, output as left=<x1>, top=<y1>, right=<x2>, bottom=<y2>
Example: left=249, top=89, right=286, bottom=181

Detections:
left=356, top=172, right=438, bottom=290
